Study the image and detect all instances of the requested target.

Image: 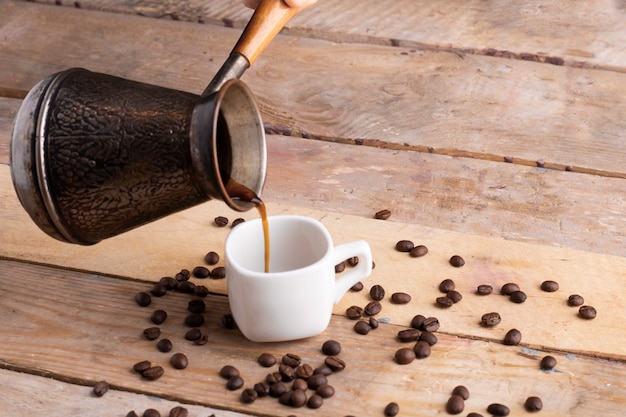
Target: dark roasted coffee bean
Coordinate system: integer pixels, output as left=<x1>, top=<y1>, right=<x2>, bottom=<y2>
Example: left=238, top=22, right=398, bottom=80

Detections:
left=221, top=313, right=236, bottom=329
left=156, top=338, right=173, bottom=353
left=257, top=352, right=276, bottom=367
left=194, top=334, right=208, bottom=345
left=423, top=317, right=440, bottom=332
left=364, top=301, right=382, bottom=316
left=354, top=320, right=372, bottom=335
left=419, top=331, right=438, bottom=346
left=409, top=244, right=428, bottom=257
left=436, top=296, right=454, bottom=308
left=314, top=365, right=333, bottom=376
left=193, top=285, right=209, bottom=297
left=92, top=380, right=109, bottom=397
left=133, top=360, right=152, bottom=373
left=175, top=269, right=190, bottom=281
left=351, top=281, right=364, bottom=291
left=214, top=216, right=229, bottom=227
left=568, top=294, right=584, bottom=307
left=292, top=378, right=308, bottom=391
left=579, top=305, right=597, bottom=319
left=184, top=328, right=202, bottom=341
left=411, top=314, right=426, bottom=330
left=487, top=403, right=510, bottom=416
left=240, top=388, right=258, bottom=404
left=184, top=313, right=204, bottom=327
left=449, top=255, right=465, bottom=267
left=397, top=328, right=421, bottom=342
left=509, top=290, right=527, bottom=303
left=126, top=411, right=139, bottom=417
left=150, top=283, right=167, bottom=297
left=150, top=309, right=167, bottom=325
left=375, top=209, right=392, bottom=220
left=143, top=327, right=161, bottom=341
left=307, top=393, right=324, bottom=409
left=231, top=217, right=245, bottom=227
left=142, top=366, right=164, bottom=380
left=169, top=406, right=188, bottom=417
left=524, top=396, right=543, bottom=412
left=391, top=292, right=411, bottom=304
left=503, top=328, right=522, bottom=345
left=369, top=316, right=379, bottom=329
left=370, top=284, right=386, bottom=301
left=269, top=382, right=287, bottom=397
left=322, top=340, right=342, bottom=355
left=219, top=365, right=239, bottom=379
left=439, top=279, right=456, bottom=293
left=384, top=402, right=400, bottom=417
left=307, top=373, right=328, bottom=389
left=452, top=385, right=469, bottom=400
left=413, top=341, right=431, bottom=359
left=254, top=381, right=270, bottom=397
left=481, top=312, right=501, bottom=327
left=290, top=389, right=307, bottom=407
left=159, top=276, right=177, bottom=290
left=395, top=240, right=414, bottom=252
left=540, top=355, right=557, bottom=370
left=204, top=251, right=220, bottom=265
left=540, top=280, right=559, bottom=292
left=447, top=290, right=462, bottom=303
left=476, top=284, right=493, bottom=295
left=176, top=281, right=196, bottom=293
left=501, top=283, right=520, bottom=295
left=394, top=347, right=416, bottom=364
left=279, top=363, right=295, bottom=381
left=282, top=353, right=301, bottom=367
left=278, top=390, right=292, bottom=405
left=170, top=353, right=188, bottom=369
left=445, top=395, right=465, bottom=414
left=316, top=384, right=335, bottom=398
left=335, top=262, right=346, bottom=273
left=187, top=299, right=206, bottom=314
left=192, top=266, right=210, bottom=278
left=226, top=375, right=244, bottom=390
left=135, top=292, right=152, bottom=307
left=324, top=356, right=346, bottom=371
left=210, top=266, right=226, bottom=279
left=266, top=372, right=282, bottom=384
left=295, top=364, right=314, bottom=379
left=143, top=409, right=160, bottom=417
left=347, top=256, right=359, bottom=266
left=467, top=413, right=484, bottom=417
left=346, top=305, right=363, bottom=320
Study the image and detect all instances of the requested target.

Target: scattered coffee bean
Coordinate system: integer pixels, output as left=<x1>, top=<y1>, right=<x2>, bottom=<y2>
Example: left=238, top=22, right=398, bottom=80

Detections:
left=170, top=353, right=188, bottom=369
left=449, top=255, right=465, bottom=267
left=270, top=382, right=288, bottom=398
left=192, top=266, right=210, bottom=278
left=419, top=331, right=438, bottom=346
left=395, top=240, right=414, bottom=252
left=221, top=313, right=237, bottom=329
left=142, top=366, right=165, bottom=380
left=413, top=341, right=431, bottom=359
left=370, top=284, right=386, bottom=301
left=135, top=292, right=152, bottom=307
left=316, top=384, right=335, bottom=398
left=391, top=292, right=412, bottom=304
left=126, top=411, right=139, bottom=417
left=509, top=290, right=527, bottom=304
left=184, top=328, right=202, bottom=341
left=452, top=385, right=469, bottom=400
left=290, top=388, right=308, bottom=407
left=476, top=284, right=493, bottom=295
left=423, top=317, right=440, bottom=332
left=219, top=365, right=239, bottom=379
left=322, top=340, right=342, bottom=356
left=193, top=334, right=208, bottom=345
left=187, top=299, right=206, bottom=314
left=143, top=409, right=160, bottom=417
left=467, top=414, right=483, bottom=417
left=364, top=301, right=382, bottom=316
left=133, top=360, right=152, bottom=374
left=169, top=406, right=188, bottom=417
left=503, top=328, right=522, bottom=345
left=241, top=388, right=258, bottom=404
left=579, top=305, right=597, bottom=319
left=436, top=296, right=454, bottom=308
left=384, top=402, right=400, bottom=416
left=204, top=251, right=219, bottom=265
left=369, top=317, right=379, bottom=329
left=447, top=290, right=462, bottom=303
left=214, top=216, right=229, bottom=227
left=540, top=280, right=559, bottom=292
left=143, top=327, right=161, bottom=341
left=150, top=283, right=167, bottom=297
left=540, top=355, right=557, bottom=370
left=313, top=365, right=333, bottom=376
left=335, top=262, right=346, bottom=273
left=397, top=328, right=422, bottom=342
left=176, top=269, right=190, bottom=281
left=409, top=244, right=428, bottom=258
left=501, top=283, right=520, bottom=295
left=157, top=338, right=173, bottom=353
left=231, top=218, right=245, bottom=227
left=395, top=347, right=416, bottom=364
left=486, top=403, right=510, bottom=416
left=481, top=312, right=501, bottom=327
left=346, top=306, right=364, bottom=320
left=184, top=313, right=204, bottom=327
left=257, top=353, right=276, bottom=367
left=279, top=363, right=295, bottom=381
left=446, top=394, right=465, bottom=414
left=347, top=256, right=359, bottom=266
left=524, top=396, right=543, bottom=412
left=150, top=309, right=168, bottom=325
left=324, top=356, right=346, bottom=371
left=307, top=373, right=328, bottom=389
left=567, top=294, right=584, bottom=307
left=350, top=281, right=364, bottom=291
left=210, top=266, right=226, bottom=279
left=282, top=353, right=302, bottom=367
left=410, top=314, right=426, bottom=330
left=375, top=209, right=392, bottom=220
left=292, top=378, right=308, bottom=390
left=176, top=281, right=196, bottom=293
left=266, top=372, right=282, bottom=384
left=226, top=375, right=244, bottom=390
left=254, top=381, right=270, bottom=397
left=307, top=393, right=324, bottom=409
left=439, top=279, right=456, bottom=292
left=159, top=276, right=177, bottom=290
left=92, top=380, right=109, bottom=397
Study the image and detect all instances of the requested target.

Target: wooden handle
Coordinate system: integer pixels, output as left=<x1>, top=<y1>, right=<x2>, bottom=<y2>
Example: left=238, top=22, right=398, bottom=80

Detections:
left=234, top=0, right=304, bottom=66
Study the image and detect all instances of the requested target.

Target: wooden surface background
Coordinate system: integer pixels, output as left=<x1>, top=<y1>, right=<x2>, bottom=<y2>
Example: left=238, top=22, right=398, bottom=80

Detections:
left=1, top=1, right=625, bottom=416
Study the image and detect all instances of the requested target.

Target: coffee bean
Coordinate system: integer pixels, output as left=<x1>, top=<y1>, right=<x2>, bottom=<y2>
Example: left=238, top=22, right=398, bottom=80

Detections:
left=266, top=372, right=282, bottom=384
left=133, top=360, right=152, bottom=373
left=313, top=365, right=333, bottom=376
left=419, top=331, right=438, bottom=346
left=159, top=276, right=177, bottom=290
left=384, top=402, right=400, bottom=416
left=143, top=409, right=160, bottom=417
left=439, top=279, right=456, bottom=293
left=445, top=395, right=465, bottom=414
left=176, top=281, right=196, bottom=293
left=150, top=309, right=168, bottom=325
left=524, top=396, right=543, bottom=412
left=143, top=327, right=161, bottom=341
left=346, top=305, right=364, bottom=320
left=324, top=356, right=346, bottom=371
left=126, top=411, right=139, bottom=417
left=369, top=317, right=379, bottom=329
left=481, top=312, right=501, bottom=327
left=354, top=320, right=371, bottom=335
left=540, top=280, right=559, bottom=292
left=279, top=363, right=295, bottom=381
left=395, top=240, right=414, bottom=252
left=192, top=266, right=210, bottom=278
left=486, top=403, right=510, bottom=416
left=395, top=347, right=416, bottom=364
left=375, top=209, right=391, bottom=220
left=476, top=284, right=493, bottom=295
left=150, top=283, right=167, bottom=297
left=282, top=353, right=302, bottom=367
left=221, top=313, right=237, bottom=329
left=322, top=340, right=342, bottom=355
left=509, top=290, right=527, bottom=304
left=226, top=375, right=244, bottom=390
left=567, top=294, right=584, bottom=307
left=540, top=355, right=557, bottom=370
left=292, top=378, right=308, bottom=391
left=436, top=296, right=454, bottom=308
left=316, top=384, right=335, bottom=398
left=467, top=413, right=484, bottom=417
left=92, top=380, right=109, bottom=397
left=184, top=328, right=202, bottom=341
left=187, top=299, right=206, bottom=314
left=364, top=301, right=382, bottom=316
left=176, top=269, right=190, bottom=281
left=135, top=292, right=152, bottom=307
left=452, top=385, right=469, bottom=400
left=170, top=353, right=188, bottom=369
left=184, top=313, right=204, bottom=327
left=204, top=251, right=220, bottom=265
left=423, top=317, right=440, bottom=332
left=307, top=373, right=328, bottom=389
left=335, top=262, right=346, bottom=273
left=257, top=353, right=276, bottom=367
left=503, top=328, right=522, bottom=345
left=370, top=284, right=386, bottom=301
left=409, top=245, right=428, bottom=258
left=269, top=382, right=287, bottom=397
left=254, top=381, right=270, bottom=397
left=278, top=390, right=291, bottom=405
left=241, top=388, right=258, bottom=404
left=579, top=305, right=597, bottom=319
left=413, top=341, right=431, bottom=359
left=350, top=281, right=364, bottom=291
left=193, top=334, right=208, bottom=345
left=397, top=328, right=421, bottom=342
left=347, top=256, right=359, bottom=266
left=501, top=283, right=520, bottom=295
left=307, top=394, right=324, bottom=409
left=449, top=255, right=465, bottom=267
left=290, top=389, right=307, bottom=407
left=214, top=216, right=229, bottom=227
left=411, top=314, right=426, bottom=330
left=219, top=365, right=239, bottom=379
left=157, top=338, right=173, bottom=353
left=391, top=292, right=411, bottom=304
left=142, top=366, right=164, bottom=380
left=169, top=406, right=188, bottom=417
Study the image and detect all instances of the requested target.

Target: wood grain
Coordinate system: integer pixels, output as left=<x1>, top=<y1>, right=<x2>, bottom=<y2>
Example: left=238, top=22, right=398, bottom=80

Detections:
left=0, top=259, right=624, bottom=417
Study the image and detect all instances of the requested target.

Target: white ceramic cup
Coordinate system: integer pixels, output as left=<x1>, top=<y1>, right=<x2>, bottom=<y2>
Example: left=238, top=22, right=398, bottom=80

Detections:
left=225, top=215, right=373, bottom=342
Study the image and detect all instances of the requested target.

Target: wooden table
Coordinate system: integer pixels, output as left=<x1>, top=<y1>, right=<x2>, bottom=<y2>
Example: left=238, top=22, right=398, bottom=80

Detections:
left=1, top=1, right=625, bottom=416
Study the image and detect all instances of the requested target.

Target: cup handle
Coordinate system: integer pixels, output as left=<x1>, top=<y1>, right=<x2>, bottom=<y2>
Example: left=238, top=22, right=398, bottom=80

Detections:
left=332, top=240, right=373, bottom=304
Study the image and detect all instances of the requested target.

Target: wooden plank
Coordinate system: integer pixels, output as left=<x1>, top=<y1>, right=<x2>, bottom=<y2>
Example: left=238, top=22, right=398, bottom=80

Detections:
left=1, top=259, right=625, bottom=417
left=0, top=98, right=18, bottom=165
left=2, top=1, right=626, bottom=177
left=28, top=0, right=626, bottom=72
